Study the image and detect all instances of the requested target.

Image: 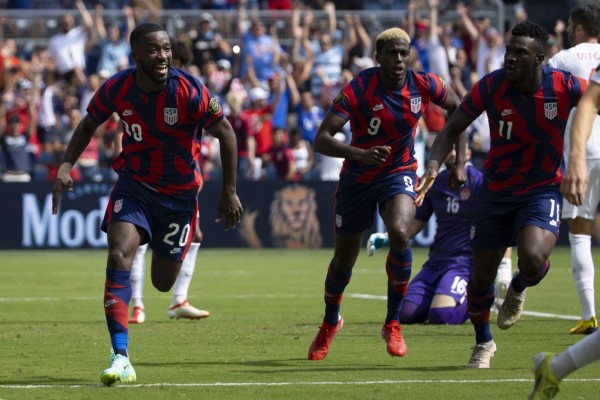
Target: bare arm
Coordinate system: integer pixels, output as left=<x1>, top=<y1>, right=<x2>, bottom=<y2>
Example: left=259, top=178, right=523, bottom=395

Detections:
left=52, top=114, right=101, bottom=213
left=561, top=80, right=600, bottom=205
left=205, top=117, right=243, bottom=230
left=314, top=111, right=390, bottom=164
left=415, top=108, right=475, bottom=204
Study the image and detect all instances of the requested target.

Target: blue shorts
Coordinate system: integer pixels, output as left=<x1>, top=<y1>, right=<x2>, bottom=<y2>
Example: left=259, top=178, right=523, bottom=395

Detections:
left=101, top=177, right=198, bottom=261
left=334, top=172, right=417, bottom=234
left=404, top=256, right=472, bottom=307
left=470, top=186, right=562, bottom=249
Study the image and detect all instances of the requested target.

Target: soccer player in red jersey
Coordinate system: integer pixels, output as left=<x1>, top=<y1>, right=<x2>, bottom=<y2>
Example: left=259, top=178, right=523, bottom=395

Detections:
left=51, top=23, right=243, bottom=385
left=307, top=27, right=463, bottom=361
left=417, top=21, right=587, bottom=369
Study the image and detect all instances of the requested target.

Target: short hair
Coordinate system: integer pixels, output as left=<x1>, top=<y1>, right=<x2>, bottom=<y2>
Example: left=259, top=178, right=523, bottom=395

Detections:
left=510, top=21, right=549, bottom=53
left=130, top=23, right=166, bottom=48
left=376, top=28, right=411, bottom=54
left=570, top=4, right=600, bottom=38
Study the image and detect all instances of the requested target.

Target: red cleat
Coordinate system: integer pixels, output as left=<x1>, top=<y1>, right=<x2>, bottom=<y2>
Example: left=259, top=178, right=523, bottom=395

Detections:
left=308, top=316, right=344, bottom=361
left=382, top=320, right=407, bottom=357
left=129, top=306, right=145, bottom=324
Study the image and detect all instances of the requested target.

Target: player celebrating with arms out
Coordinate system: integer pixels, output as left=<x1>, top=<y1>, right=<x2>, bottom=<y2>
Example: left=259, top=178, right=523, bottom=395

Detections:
left=51, top=23, right=243, bottom=385
left=307, top=27, right=464, bottom=361
left=416, top=21, right=587, bottom=369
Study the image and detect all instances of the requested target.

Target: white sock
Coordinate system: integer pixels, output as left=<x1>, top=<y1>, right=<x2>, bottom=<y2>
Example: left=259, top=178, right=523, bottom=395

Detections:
left=130, top=243, right=148, bottom=309
left=498, top=257, right=513, bottom=279
left=552, top=329, right=600, bottom=380
left=172, top=242, right=200, bottom=306
left=569, top=233, right=595, bottom=320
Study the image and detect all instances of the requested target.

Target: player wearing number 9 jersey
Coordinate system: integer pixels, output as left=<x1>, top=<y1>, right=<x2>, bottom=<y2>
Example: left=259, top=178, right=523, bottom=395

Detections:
left=307, top=27, right=463, bottom=361
left=416, top=21, right=587, bottom=369
left=50, top=23, right=243, bottom=385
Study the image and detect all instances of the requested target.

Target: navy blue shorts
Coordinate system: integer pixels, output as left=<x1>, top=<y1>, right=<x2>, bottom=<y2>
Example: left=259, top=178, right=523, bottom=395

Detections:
left=101, top=177, right=198, bottom=261
left=470, top=186, right=562, bottom=249
left=334, top=171, right=417, bottom=234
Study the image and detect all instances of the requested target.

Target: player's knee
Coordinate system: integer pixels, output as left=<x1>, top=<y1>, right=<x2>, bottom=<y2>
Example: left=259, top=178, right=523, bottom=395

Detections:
left=387, top=228, right=411, bottom=250
left=107, top=248, right=133, bottom=270
left=151, top=278, right=173, bottom=292
left=518, top=252, right=547, bottom=274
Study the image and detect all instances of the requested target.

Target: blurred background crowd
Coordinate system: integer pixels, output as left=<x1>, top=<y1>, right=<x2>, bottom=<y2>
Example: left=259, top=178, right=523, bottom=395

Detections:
left=0, top=0, right=579, bottom=183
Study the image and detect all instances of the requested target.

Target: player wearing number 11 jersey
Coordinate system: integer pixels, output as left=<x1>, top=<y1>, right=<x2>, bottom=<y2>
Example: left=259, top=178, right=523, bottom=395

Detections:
left=416, top=21, right=587, bottom=369
left=51, top=23, right=243, bottom=385
left=307, top=27, right=463, bottom=361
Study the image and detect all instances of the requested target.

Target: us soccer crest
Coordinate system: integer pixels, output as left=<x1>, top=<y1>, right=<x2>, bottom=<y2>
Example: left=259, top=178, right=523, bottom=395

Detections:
left=411, top=97, right=422, bottom=113
left=164, top=108, right=178, bottom=125
left=114, top=199, right=123, bottom=213
left=544, top=102, right=557, bottom=120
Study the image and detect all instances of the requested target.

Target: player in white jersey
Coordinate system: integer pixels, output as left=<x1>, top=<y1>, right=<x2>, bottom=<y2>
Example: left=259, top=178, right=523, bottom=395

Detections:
left=529, top=63, right=600, bottom=400
left=548, top=4, right=600, bottom=335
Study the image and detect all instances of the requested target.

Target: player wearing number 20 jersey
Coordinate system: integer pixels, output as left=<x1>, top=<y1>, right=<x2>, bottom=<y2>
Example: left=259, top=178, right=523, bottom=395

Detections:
left=88, top=66, right=223, bottom=200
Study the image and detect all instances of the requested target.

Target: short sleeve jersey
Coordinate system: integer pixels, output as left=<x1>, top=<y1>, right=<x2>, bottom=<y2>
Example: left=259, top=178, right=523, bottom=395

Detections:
left=330, top=67, right=449, bottom=183
left=87, top=67, right=223, bottom=199
left=460, top=66, right=586, bottom=195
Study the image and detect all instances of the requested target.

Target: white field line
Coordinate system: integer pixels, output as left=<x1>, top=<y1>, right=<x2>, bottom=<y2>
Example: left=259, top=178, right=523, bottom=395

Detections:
left=0, top=293, right=581, bottom=320
left=2, top=378, right=600, bottom=389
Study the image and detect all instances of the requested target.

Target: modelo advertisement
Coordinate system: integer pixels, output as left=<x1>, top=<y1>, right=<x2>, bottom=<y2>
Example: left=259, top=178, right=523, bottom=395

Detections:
left=6, top=181, right=477, bottom=249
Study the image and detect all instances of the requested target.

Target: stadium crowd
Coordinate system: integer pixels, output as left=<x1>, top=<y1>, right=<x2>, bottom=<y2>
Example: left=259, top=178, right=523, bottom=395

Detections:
left=0, top=0, right=561, bottom=183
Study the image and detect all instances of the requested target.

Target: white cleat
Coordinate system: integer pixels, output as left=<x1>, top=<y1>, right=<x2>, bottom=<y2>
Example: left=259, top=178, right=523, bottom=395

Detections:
left=466, top=340, right=496, bottom=369
left=168, top=300, right=211, bottom=320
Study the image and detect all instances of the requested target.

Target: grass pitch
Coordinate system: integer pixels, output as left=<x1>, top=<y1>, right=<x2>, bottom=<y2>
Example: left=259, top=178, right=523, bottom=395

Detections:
left=0, top=247, right=599, bottom=400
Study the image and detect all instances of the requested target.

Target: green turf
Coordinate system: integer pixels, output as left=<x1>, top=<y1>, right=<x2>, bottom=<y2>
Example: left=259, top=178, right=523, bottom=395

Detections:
left=0, top=247, right=599, bottom=400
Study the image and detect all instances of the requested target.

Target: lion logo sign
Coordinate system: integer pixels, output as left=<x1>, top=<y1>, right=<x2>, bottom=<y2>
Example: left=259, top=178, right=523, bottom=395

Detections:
left=238, top=184, right=323, bottom=248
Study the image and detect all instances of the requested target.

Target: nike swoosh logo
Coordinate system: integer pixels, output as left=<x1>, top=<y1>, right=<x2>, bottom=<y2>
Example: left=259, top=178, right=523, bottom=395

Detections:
left=123, top=110, right=133, bottom=116
left=501, top=109, right=513, bottom=116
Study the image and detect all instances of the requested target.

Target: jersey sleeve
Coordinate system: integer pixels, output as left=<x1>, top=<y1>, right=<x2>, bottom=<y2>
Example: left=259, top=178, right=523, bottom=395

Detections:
left=86, top=80, right=116, bottom=125
left=567, top=74, right=588, bottom=109
left=329, top=81, right=358, bottom=122
left=425, top=73, right=449, bottom=105
left=196, top=85, right=224, bottom=129
left=459, top=78, right=486, bottom=119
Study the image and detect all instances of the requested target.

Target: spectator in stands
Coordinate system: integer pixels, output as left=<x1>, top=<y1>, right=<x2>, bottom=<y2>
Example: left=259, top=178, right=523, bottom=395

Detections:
left=0, top=73, right=40, bottom=182
left=290, top=87, right=325, bottom=146
left=289, top=126, right=315, bottom=181
left=309, top=2, right=356, bottom=97
left=265, top=127, right=296, bottom=180
left=289, top=8, right=316, bottom=93
left=94, top=5, right=136, bottom=77
left=241, top=86, right=274, bottom=179
left=426, top=0, right=451, bottom=82
left=238, top=3, right=283, bottom=85
left=189, top=12, right=232, bottom=69
left=226, top=91, right=255, bottom=180
left=47, top=0, right=95, bottom=85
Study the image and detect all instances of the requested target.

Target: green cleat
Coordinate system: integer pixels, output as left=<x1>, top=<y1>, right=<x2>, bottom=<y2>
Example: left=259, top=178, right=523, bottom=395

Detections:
left=100, top=350, right=137, bottom=386
left=529, top=352, right=560, bottom=400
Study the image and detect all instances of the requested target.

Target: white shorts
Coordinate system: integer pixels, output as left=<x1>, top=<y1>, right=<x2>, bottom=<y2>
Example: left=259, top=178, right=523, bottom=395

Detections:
left=562, top=159, right=600, bottom=220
